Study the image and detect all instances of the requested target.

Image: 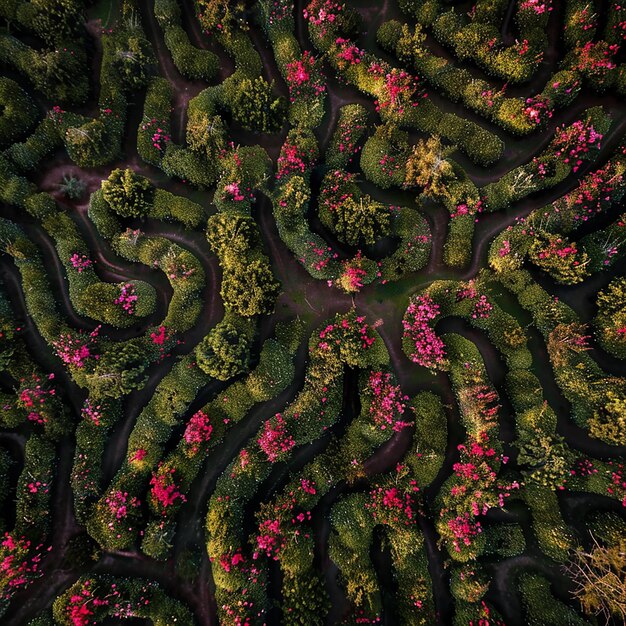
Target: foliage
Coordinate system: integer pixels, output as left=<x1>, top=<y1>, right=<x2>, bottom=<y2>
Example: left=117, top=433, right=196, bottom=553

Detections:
left=229, top=76, right=287, bottom=133
left=195, top=320, right=251, bottom=380
left=102, top=168, right=154, bottom=218
left=221, top=259, right=281, bottom=317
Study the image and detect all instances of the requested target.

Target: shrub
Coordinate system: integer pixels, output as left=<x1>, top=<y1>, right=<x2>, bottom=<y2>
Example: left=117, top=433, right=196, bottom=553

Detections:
left=221, top=260, right=281, bottom=317
left=0, top=77, right=37, bottom=145
left=164, top=25, right=218, bottom=80
left=58, top=175, right=86, bottom=201
left=102, top=168, right=154, bottom=218
left=138, top=77, right=173, bottom=165
left=152, top=189, right=205, bottom=228
left=319, top=169, right=391, bottom=245
left=228, top=76, right=287, bottom=133
left=594, top=277, right=626, bottom=358
left=195, top=320, right=252, bottom=380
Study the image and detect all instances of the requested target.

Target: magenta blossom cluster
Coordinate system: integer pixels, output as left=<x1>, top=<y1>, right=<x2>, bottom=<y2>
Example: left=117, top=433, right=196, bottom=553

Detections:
left=472, top=295, right=493, bottom=319
left=553, top=119, right=603, bottom=173
left=367, top=371, right=411, bottom=431
left=0, top=533, right=50, bottom=601
left=141, top=118, right=171, bottom=152
left=276, top=140, right=316, bottom=180
left=402, top=294, right=446, bottom=369
left=520, top=0, right=552, bottom=15
left=258, top=413, right=295, bottom=462
left=285, top=51, right=326, bottom=102
left=150, top=468, right=187, bottom=511
left=70, top=253, right=92, bottom=273
left=52, top=325, right=100, bottom=368
left=105, top=490, right=140, bottom=521
left=184, top=410, right=213, bottom=454
left=114, top=283, right=138, bottom=314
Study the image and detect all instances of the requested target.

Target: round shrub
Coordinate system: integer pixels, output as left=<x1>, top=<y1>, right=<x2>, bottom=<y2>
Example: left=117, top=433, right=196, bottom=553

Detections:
left=102, top=168, right=154, bottom=218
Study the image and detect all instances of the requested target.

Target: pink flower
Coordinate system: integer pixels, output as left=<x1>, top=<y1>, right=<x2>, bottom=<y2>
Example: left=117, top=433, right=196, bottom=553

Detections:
left=183, top=410, right=213, bottom=454
left=258, top=414, right=295, bottom=462
left=402, top=294, right=446, bottom=369
left=114, top=283, right=138, bottom=315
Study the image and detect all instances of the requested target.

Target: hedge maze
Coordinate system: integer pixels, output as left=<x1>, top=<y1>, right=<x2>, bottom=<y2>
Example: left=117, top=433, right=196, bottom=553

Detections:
left=0, top=0, right=625, bottom=624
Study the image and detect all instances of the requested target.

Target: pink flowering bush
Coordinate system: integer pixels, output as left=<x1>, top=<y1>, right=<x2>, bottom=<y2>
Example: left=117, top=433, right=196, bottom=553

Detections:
left=440, top=432, right=520, bottom=554
left=141, top=117, right=171, bottom=152
left=552, top=118, right=603, bottom=173
left=374, top=68, right=420, bottom=117
left=0, top=533, right=49, bottom=601
left=314, top=311, right=379, bottom=361
left=573, top=41, right=619, bottom=89
left=366, top=480, right=419, bottom=527
left=81, top=399, right=103, bottom=426
left=523, top=95, right=552, bottom=126
left=365, top=371, right=411, bottom=432
left=254, top=518, right=285, bottom=560
left=402, top=294, right=446, bottom=370
left=70, top=253, right=92, bottom=272
left=65, top=579, right=109, bottom=626
left=335, top=253, right=377, bottom=293
left=276, top=134, right=318, bottom=180
left=183, top=410, right=213, bottom=454
left=303, top=0, right=344, bottom=38
left=114, top=283, right=138, bottom=315
left=52, top=325, right=100, bottom=368
left=472, top=295, right=493, bottom=319
left=223, top=181, right=245, bottom=202
left=519, top=0, right=552, bottom=16
left=258, top=413, right=295, bottom=462
left=17, top=373, right=59, bottom=427
left=149, top=467, right=187, bottom=512
left=333, top=38, right=364, bottom=70
left=285, top=51, right=326, bottom=102
left=105, top=490, right=141, bottom=521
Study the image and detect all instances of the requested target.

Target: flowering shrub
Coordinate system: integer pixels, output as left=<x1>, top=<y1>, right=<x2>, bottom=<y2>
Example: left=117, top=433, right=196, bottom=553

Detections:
left=523, top=95, right=552, bottom=126
left=52, top=325, right=100, bottom=368
left=573, top=41, right=619, bottom=88
left=150, top=467, right=187, bottom=512
left=65, top=579, right=110, bottom=625
left=366, top=478, right=419, bottom=526
left=303, top=0, right=344, bottom=37
left=606, top=461, right=626, bottom=507
left=183, top=410, right=213, bottom=454
left=70, top=253, right=92, bottom=272
left=319, top=169, right=391, bottom=245
left=333, top=38, right=364, bottom=69
left=552, top=118, right=603, bottom=172
left=529, top=232, right=590, bottom=284
left=254, top=518, right=286, bottom=559
left=81, top=399, right=103, bottom=426
left=338, top=260, right=368, bottom=292
left=335, top=253, right=377, bottom=293
left=402, top=294, right=446, bottom=369
left=258, top=413, right=295, bottom=462
left=520, top=0, right=552, bottom=15
left=105, top=490, right=141, bottom=521
left=285, top=51, right=326, bottom=102
left=276, top=136, right=317, bottom=180
left=472, top=295, right=493, bottom=319
left=114, top=283, right=138, bottom=315
left=441, top=433, right=520, bottom=553
left=17, top=373, right=59, bottom=426
left=315, top=311, right=379, bottom=360
left=223, top=181, right=245, bottom=202
left=0, top=533, right=49, bottom=601
left=366, top=371, right=411, bottom=431
left=374, top=68, right=420, bottom=116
